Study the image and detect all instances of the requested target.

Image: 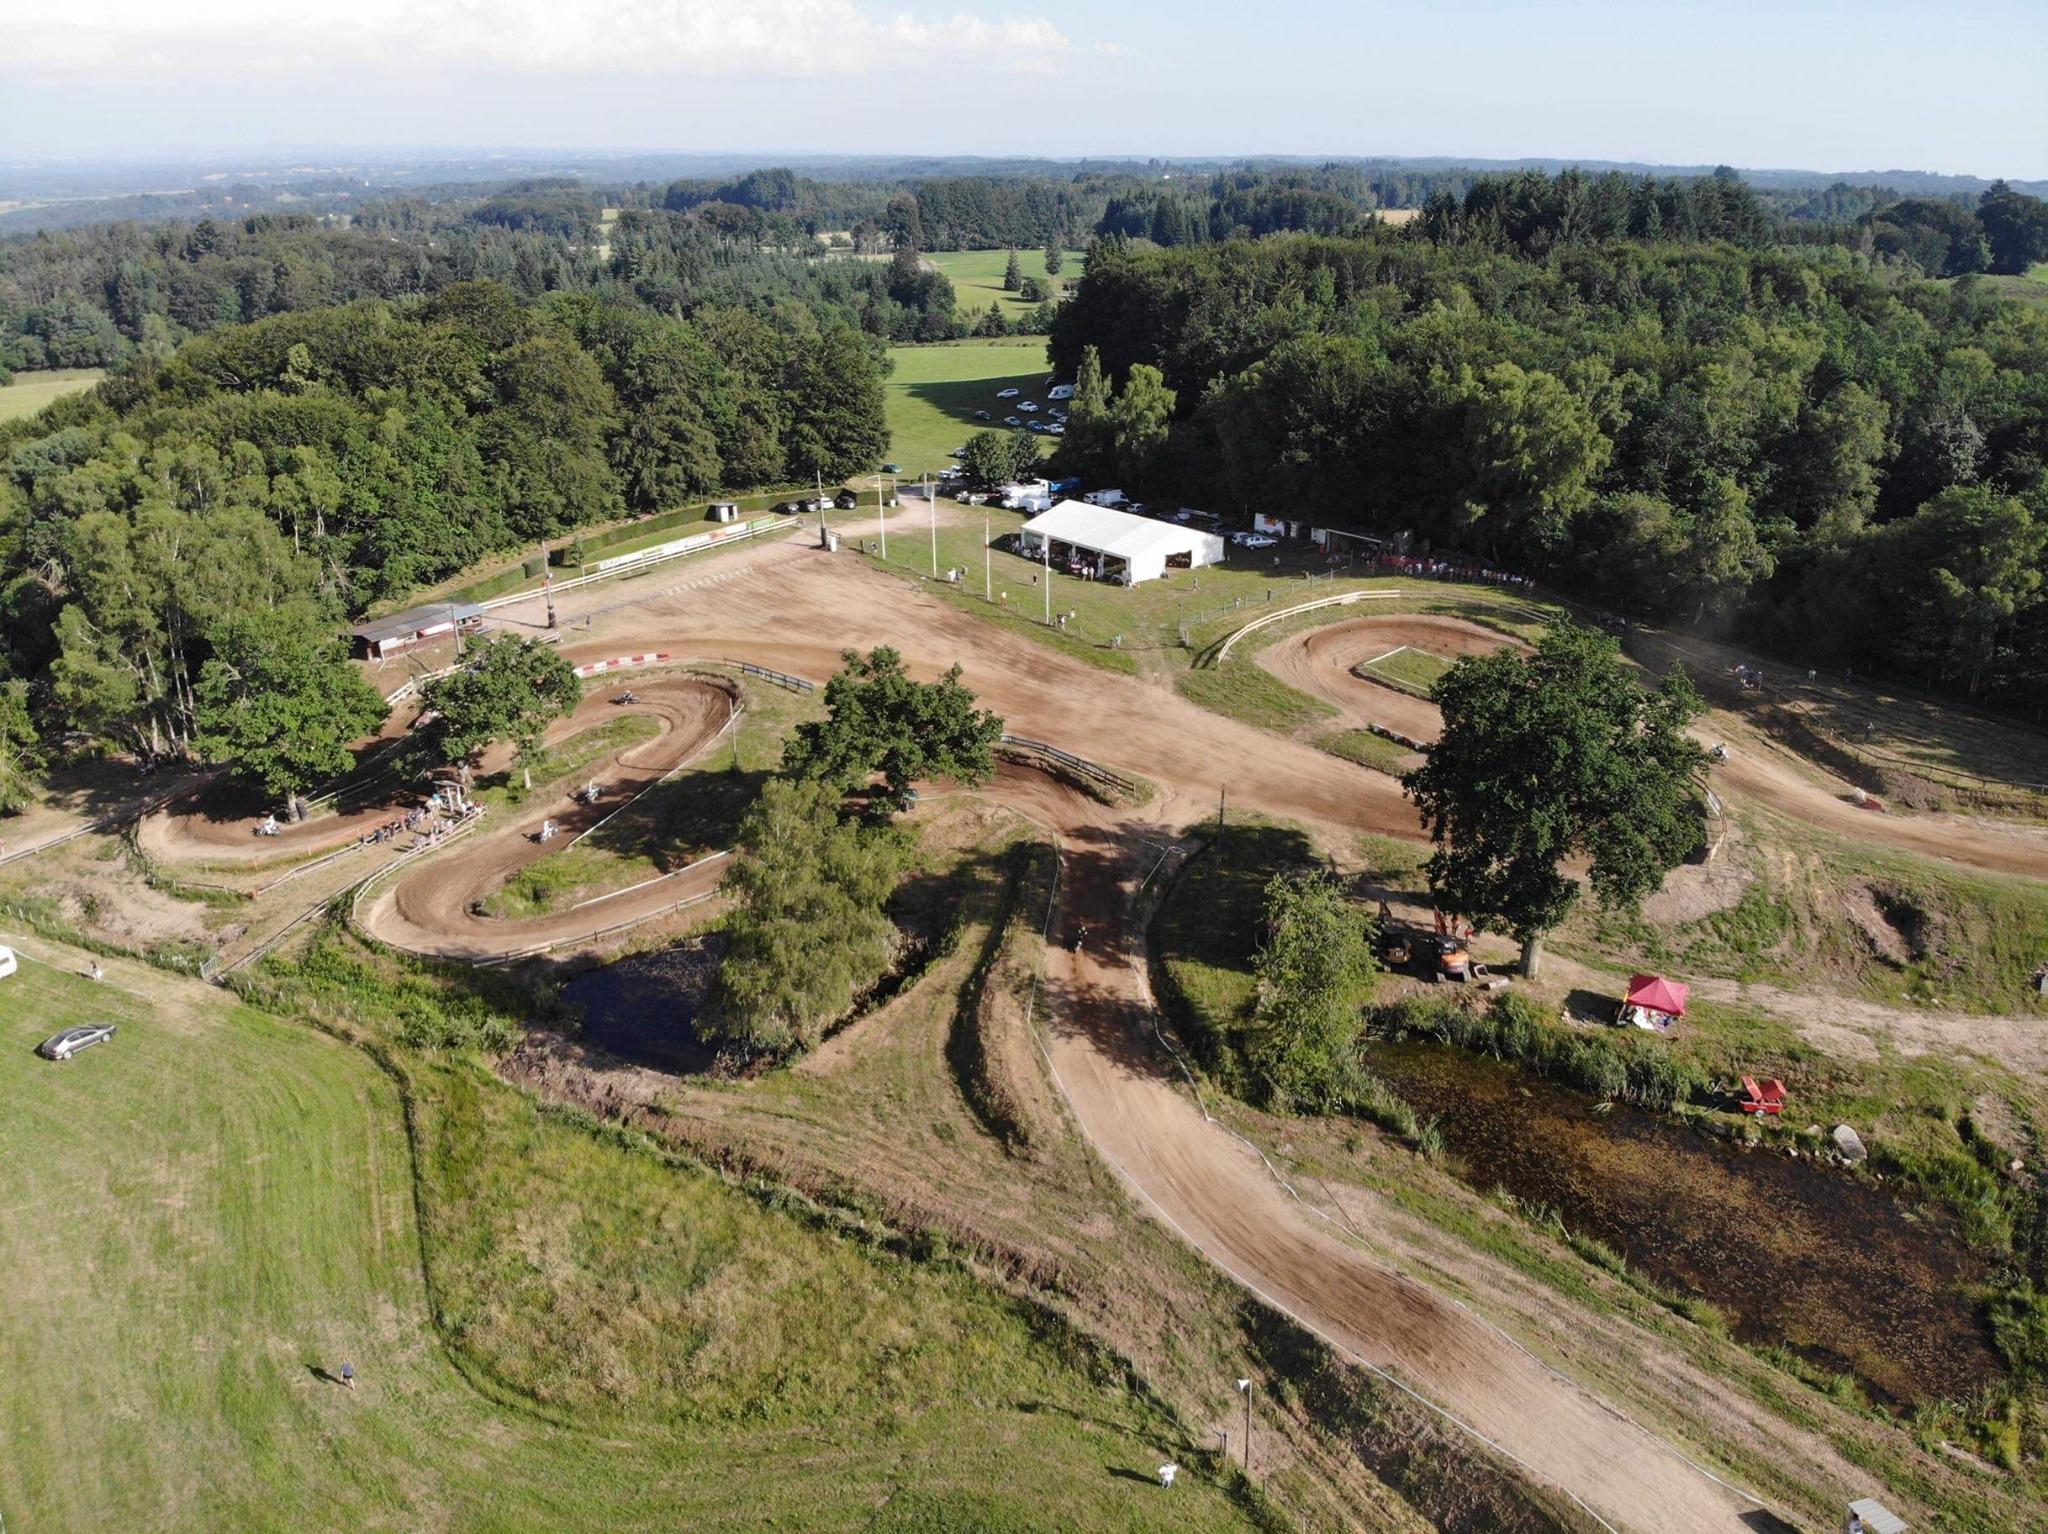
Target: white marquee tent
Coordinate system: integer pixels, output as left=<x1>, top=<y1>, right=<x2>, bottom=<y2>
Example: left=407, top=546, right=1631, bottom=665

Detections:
left=1019, top=501, right=1225, bottom=585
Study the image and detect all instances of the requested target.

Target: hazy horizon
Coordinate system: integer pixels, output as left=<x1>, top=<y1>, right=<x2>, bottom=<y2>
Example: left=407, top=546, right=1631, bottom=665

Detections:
left=4, top=0, right=2044, bottom=181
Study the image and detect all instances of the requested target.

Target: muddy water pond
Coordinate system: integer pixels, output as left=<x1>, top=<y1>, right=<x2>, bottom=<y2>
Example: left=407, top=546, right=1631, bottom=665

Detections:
left=1367, top=1040, right=2000, bottom=1405
left=561, top=939, right=719, bottom=1074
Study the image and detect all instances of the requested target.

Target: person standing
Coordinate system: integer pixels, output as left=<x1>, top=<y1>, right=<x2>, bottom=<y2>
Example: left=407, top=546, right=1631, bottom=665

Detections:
left=340, top=1361, right=355, bottom=1390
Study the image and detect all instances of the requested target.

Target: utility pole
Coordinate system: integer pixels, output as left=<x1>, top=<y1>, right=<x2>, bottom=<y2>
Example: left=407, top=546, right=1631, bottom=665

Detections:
left=542, top=556, right=557, bottom=630
left=878, top=474, right=888, bottom=562
left=984, top=513, right=991, bottom=600
left=1043, top=531, right=1051, bottom=626
left=1236, top=1378, right=1253, bottom=1471
left=928, top=472, right=937, bottom=576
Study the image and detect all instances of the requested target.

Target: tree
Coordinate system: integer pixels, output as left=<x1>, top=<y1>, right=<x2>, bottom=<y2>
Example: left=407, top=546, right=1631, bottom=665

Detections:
left=192, top=610, right=389, bottom=819
left=702, top=776, right=914, bottom=1059
left=421, top=636, right=580, bottom=788
left=0, top=680, right=44, bottom=816
left=1003, top=250, right=1023, bottom=292
left=1978, top=183, right=2048, bottom=276
left=782, top=647, right=1002, bottom=807
left=959, top=429, right=1042, bottom=488
left=1403, top=625, right=1706, bottom=977
left=1248, top=870, right=1378, bottom=1111
left=1459, top=362, right=1611, bottom=558
left=1108, top=364, right=1177, bottom=488
left=1044, top=244, right=1063, bottom=277
left=1058, top=343, right=1116, bottom=480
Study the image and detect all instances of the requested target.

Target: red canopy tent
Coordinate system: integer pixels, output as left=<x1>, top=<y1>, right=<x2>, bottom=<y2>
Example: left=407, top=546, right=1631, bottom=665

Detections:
left=1625, top=974, right=1690, bottom=1016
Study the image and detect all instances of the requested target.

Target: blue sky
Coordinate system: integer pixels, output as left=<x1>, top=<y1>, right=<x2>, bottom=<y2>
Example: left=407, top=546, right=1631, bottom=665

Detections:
left=3, top=0, right=2043, bottom=177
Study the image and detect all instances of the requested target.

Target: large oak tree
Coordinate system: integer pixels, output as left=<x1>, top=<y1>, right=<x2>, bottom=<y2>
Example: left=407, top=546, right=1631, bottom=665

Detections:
left=1403, top=625, right=1706, bottom=977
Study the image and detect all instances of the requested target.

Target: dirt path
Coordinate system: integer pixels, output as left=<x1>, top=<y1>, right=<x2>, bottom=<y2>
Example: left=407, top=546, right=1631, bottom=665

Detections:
left=1256, top=613, right=2048, bottom=881
left=355, top=678, right=732, bottom=961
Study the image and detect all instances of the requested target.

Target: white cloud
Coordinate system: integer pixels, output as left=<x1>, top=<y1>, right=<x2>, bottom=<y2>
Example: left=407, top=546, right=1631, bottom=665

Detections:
left=7, top=0, right=1073, bottom=77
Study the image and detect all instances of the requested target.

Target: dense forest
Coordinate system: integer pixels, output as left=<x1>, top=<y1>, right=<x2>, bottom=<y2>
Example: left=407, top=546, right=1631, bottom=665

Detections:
left=0, top=280, right=886, bottom=756
left=7, top=159, right=2048, bottom=725
left=13, top=161, right=2048, bottom=377
left=1049, top=207, right=2048, bottom=714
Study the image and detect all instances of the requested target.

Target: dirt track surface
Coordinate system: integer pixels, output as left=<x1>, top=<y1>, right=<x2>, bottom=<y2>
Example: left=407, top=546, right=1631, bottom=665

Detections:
left=477, top=549, right=1817, bottom=1528
left=965, top=764, right=1772, bottom=1532
left=1255, top=613, right=2048, bottom=880
left=331, top=540, right=2027, bottom=1527
left=355, top=678, right=732, bottom=960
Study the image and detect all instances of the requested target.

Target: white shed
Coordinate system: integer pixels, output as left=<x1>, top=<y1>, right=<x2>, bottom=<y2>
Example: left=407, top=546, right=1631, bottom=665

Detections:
left=1020, top=501, right=1224, bottom=585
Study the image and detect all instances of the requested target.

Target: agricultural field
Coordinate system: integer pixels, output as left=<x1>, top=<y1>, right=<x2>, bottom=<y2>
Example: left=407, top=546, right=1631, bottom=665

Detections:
left=0, top=367, right=103, bottom=420
left=0, top=940, right=1257, bottom=1534
left=882, top=339, right=1055, bottom=477
left=926, top=248, right=1086, bottom=322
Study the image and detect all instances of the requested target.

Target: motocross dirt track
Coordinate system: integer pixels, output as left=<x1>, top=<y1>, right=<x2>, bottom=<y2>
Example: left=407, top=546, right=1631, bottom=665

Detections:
left=353, top=677, right=733, bottom=961
left=330, top=534, right=2043, bottom=1530
left=1258, top=613, right=2048, bottom=879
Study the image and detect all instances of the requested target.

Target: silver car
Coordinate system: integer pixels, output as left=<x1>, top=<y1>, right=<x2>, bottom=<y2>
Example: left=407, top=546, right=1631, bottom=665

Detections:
left=37, top=1024, right=116, bottom=1061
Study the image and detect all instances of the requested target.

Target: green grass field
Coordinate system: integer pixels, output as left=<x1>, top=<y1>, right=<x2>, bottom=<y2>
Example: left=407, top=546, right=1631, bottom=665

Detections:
left=883, top=340, right=1055, bottom=479
left=1356, top=644, right=1453, bottom=696
left=927, top=249, right=1084, bottom=323
left=0, top=367, right=104, bottom=421
left=0, top=941, right=1255, bottom=1532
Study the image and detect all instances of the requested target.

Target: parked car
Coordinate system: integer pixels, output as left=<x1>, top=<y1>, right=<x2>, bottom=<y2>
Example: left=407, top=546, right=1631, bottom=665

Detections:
left=37, top=1024, right=116, bottom=1061
left=974, top=409, right=992, bottom=420
left=1047, top=383, right=1076, bottom=401
left=1019, top=401, right=1038, bottom=413
left=996, top=387, right=1020, bottom=399
left=1003, top=415, right=1023, bottom=427
left=834, top=490, right=859, bottom=509
left=881, top=462, right=901, bottom=474
left=0, top=945, right=15, bottom=979
left=939, top=466, right=964, bottom=479
left=1047, top=424, right=1065, bottom=436
left=771, top=499, right=806, bottom=516
left=949, top=446, right=967, bottom=457
left=1239, top=533, right=1279, bottom=549
left=1027, top=421, right=1047, bottom=433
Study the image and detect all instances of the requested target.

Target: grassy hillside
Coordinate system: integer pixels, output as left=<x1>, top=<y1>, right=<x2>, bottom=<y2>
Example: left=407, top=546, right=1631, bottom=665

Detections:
left=0, top=940, right=1254, bottom=1533
left=0, top=367, right=103, bottom=421
left=928, top=249, right=1085, bottom=322
left=883, top=339, right=1054, bottom=477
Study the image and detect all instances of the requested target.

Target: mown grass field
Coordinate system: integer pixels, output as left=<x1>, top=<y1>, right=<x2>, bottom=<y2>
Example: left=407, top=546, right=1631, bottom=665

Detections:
left=1356, top=644, right=1453, bottom=695
left=926, top=248, right=1085, bottom=322
left=0, top=367, right=104, bottom=421
left=883, top=340, right=1055, bottom=479
left=0, top=940, right=1256, bottom=1533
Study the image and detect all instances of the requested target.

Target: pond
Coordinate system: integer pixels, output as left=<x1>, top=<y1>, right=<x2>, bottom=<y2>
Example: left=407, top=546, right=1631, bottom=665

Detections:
left=1367, top=1039, right=2001, bottom=1406
left=561, top=938, right=719, bottom=1074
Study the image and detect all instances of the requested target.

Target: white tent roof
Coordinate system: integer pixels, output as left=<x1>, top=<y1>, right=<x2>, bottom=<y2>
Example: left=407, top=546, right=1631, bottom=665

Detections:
left=1021, top=501, right=1212, bottom=562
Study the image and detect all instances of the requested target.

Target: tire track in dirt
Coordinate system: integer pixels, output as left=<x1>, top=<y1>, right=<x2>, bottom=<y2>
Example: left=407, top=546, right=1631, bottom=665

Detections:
left=1257, top=613, right=2048, bottom=881
left=355, top=677, right=733, bottom=961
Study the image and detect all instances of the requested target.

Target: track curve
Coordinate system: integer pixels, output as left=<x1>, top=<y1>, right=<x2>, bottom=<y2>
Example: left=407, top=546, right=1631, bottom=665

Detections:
left=1257, top=611, right=2048, bottom=879
left=355, top=677, right=734, bottom=961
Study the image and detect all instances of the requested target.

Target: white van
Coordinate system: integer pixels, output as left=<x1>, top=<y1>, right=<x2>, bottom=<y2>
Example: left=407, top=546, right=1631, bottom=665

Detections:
left=1047, top=383, right=1075, bottom=401
left=1082, top=488, right=1127, bottom=507
left=0, top=945, right=16, bottom=980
